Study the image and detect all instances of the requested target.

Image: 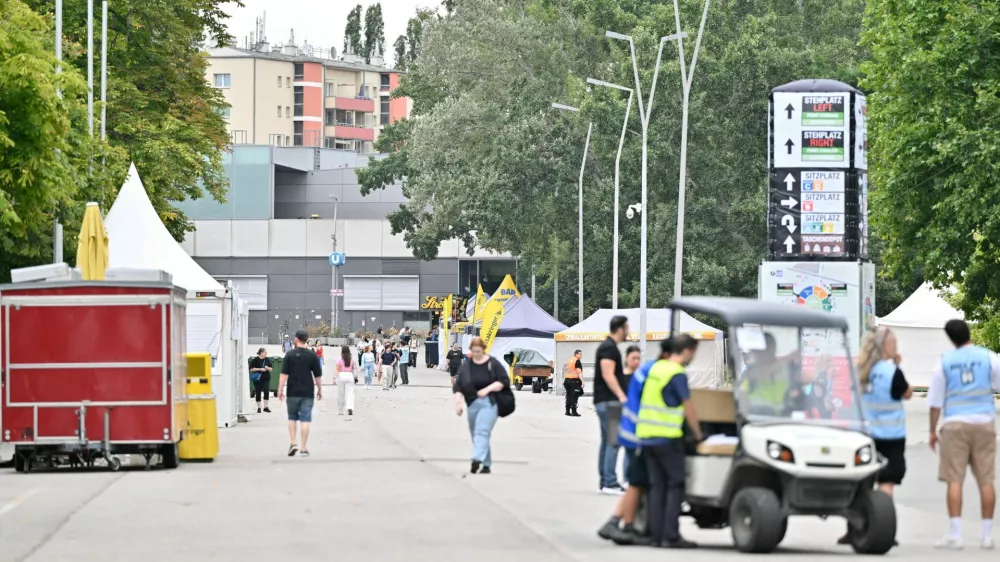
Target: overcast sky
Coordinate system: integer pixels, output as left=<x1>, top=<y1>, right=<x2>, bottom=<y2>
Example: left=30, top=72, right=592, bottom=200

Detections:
left=224, top=0, right=436, bottom=57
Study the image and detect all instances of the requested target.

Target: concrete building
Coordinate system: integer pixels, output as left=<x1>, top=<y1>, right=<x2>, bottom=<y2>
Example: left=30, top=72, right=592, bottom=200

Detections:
left=176, top=145, right=515, bottom=344
left=206, top=43, right=413, bottom=152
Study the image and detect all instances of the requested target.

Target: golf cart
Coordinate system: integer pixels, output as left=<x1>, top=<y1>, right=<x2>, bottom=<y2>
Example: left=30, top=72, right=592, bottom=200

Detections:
left=668, top=297, right=895, bottom=554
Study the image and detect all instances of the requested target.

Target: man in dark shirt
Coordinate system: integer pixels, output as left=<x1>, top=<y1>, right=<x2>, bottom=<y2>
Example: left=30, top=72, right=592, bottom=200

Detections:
left=380, top=344, right=397, bottom=391
left=278, top=330, right=323, bottom=457
left=447, top=343, right=465, bottom=387
left=595, top=315, right=630, bottom=495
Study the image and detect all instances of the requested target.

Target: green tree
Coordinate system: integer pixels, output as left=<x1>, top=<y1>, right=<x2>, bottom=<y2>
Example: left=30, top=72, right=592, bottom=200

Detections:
left=25, top=0, right=238, bottom=241
left=0, top=0, right=125, bottom=279
left=393, top=35, right=408, bottom=70
left=862, top=0, right=1000, bottom=324
left=363, top=3, right=385, bottom=63
left=345, top=4, right=363, bottom=55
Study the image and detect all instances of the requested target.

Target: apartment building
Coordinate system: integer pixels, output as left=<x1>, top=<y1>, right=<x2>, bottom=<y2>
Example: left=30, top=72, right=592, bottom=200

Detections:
left=206, top=44, right=413, bottom=152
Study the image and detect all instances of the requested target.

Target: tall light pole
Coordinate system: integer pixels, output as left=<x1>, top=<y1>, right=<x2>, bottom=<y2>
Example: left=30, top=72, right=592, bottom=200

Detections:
left=88, top=0, right=94, bottom=137
left=552, top=102, right=591, bottom=324
left=670, top=0, right=712, bottom=300
left=329, top=195, right=340, bottom=329
left=100, top=0, right=108, bottom=141
left=604, top=30, right=686, bottom=357
left=53, top=0, right=63, bottom=264
left=586, top=78, right=633, bottom=309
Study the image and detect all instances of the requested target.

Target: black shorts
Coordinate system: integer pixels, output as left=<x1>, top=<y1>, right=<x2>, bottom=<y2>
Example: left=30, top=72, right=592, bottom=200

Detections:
left=625, top=447, right=649, bottom=488
left=874, top=438, right=906, bottom=485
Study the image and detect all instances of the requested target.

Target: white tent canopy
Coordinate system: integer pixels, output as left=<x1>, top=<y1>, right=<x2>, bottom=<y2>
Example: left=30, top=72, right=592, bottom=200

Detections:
left=555, top=308, right=726, bottom=389
left=105, top=163, right=225, bottom=297
left=879, top=283, right=964, bottom=388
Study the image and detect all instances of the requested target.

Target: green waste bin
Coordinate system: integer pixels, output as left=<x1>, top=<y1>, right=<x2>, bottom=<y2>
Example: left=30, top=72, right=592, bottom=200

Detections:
left=248, top=356, right=283, bottom=395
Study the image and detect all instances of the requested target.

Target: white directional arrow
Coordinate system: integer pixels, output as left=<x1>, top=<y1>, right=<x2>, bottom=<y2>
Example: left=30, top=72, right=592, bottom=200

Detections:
left=780, top=197, right=798, bottom=209
left=780, top=214, right=798, bottom=233
left=783, top=173, right=796, bottom=191
left=783, top=236, right=795, bottom=253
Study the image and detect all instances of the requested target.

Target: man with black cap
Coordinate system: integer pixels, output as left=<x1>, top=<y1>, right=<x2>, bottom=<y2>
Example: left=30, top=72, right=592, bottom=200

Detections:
left=278, top=329, right=323, bottom=457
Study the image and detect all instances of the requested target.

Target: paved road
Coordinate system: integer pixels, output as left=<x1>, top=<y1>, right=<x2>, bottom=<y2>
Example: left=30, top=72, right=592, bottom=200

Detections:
left=0, top=369, right=997, bottom=561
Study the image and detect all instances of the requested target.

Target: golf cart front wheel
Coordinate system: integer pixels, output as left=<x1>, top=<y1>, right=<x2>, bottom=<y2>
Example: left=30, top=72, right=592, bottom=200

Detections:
left=729, top=487, right=785, bottom=553
left=848, top=489, right=896, bottom=555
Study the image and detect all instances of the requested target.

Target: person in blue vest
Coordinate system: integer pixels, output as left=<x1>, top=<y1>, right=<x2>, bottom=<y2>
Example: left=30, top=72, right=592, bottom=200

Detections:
left=637, top=334, right=704, bottom=549
left=597, top=340, right=671, bottom=546
left=839, top=326, right=912, bottom=545
left=928, top=319, right=1000, bottom=550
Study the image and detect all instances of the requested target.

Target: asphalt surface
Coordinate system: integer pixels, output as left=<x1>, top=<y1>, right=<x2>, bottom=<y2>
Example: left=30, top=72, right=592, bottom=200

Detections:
left=0, top=368, right=998, bottom=561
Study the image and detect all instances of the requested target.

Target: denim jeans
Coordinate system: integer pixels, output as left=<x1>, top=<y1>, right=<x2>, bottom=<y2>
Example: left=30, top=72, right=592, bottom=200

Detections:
left=595, top=401, right=621, bottom=488
left=467, top=396, right=499, bottom=467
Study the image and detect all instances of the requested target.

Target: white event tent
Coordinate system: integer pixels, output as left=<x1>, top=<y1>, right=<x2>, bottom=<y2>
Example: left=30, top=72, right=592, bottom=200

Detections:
left=105, top=163, right=248, bottom=427
left=878, top=282, right=964, bottom=389
left=555, top=308, right=726, bottom=390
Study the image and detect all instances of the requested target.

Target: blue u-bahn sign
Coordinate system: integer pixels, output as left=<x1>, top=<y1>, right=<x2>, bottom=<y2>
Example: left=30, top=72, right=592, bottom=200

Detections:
left=329, top=252, right=347, bottom=267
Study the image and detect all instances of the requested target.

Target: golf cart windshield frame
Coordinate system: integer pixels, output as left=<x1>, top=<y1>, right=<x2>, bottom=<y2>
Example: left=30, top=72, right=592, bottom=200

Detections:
left=667, top=297, right=864, bottom=430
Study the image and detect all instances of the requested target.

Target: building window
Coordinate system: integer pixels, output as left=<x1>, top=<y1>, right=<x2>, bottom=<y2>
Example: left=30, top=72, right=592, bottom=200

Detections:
left=293, top=87, right=303, bottom=117
left=213, top=73, right=231, bottom=88
left=380, top=97, right=390, bottom=125
left=293, top=122, right=303, bottom=146
left=286, top=77, right=291, bottom=88
left=325, top=82, right=335, bottom=97
left=285, top=135, right=291, bottom=145
left=294, top=63, right=304, bottom=80
left=277, top=76, right=282, bottom=87
left=380, top=74, right=390, bottom=90
left=276, top=105, right=281, bottom=117
left=285, top=106, right=290, bottom=118
left=326, top=109, right=335, bottom=126
left=217, top=106, right=231, bottom=119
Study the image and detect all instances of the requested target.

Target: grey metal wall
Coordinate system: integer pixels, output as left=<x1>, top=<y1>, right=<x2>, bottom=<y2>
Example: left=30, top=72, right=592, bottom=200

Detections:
left=195, top=256, right=459, bottom=343
left=273, top=168, right=406, bottom=220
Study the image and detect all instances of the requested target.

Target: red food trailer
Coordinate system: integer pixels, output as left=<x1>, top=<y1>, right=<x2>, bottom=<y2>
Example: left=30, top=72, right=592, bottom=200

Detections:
left=0, top=280, right=187, bottom=472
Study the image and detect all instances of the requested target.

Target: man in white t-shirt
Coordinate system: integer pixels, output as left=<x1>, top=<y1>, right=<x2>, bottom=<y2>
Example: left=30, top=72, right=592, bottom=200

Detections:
left=927, top=319, right=1000, bottom=550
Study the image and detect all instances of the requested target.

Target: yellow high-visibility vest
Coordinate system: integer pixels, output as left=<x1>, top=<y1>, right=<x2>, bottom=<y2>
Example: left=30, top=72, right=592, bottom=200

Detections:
left=636, top=360, right=685, bottom=440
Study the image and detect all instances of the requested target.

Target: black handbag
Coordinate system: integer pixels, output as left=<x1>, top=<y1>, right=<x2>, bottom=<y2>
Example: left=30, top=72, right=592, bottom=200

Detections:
left=488, top=360, right=516, bottom=418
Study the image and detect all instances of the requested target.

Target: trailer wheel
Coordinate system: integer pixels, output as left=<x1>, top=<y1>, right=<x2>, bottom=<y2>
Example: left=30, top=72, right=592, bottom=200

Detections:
left=108, top=457, right=122, bottom=472
left=162, top=443, right=180, bottom=469
left=514, top=382, right=523, bottom=391
left=14, top=453, right=25, bottom=473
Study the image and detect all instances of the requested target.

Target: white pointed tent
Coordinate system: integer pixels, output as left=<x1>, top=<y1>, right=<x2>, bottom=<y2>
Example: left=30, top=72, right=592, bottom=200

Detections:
left=878, top=283, right=964, bottom=388
left=105, top=163, right=225, bottom=297
left=105, top=163, right=244, bottom=427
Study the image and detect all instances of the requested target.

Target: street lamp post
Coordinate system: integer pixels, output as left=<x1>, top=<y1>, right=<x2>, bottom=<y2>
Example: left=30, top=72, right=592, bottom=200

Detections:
left=604, top=30, right=686, bottom=358
left=585, top=78, right=633, bottom=309
left=551, top=102, right=591, bottom=324
left=329, top=195, right=340, bottom=329
left=670, top=0, right=712, bottom=300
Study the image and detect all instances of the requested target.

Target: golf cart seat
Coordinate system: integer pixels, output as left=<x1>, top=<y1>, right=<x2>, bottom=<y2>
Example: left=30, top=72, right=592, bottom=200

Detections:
left=690, top=389, right=738, bottom=456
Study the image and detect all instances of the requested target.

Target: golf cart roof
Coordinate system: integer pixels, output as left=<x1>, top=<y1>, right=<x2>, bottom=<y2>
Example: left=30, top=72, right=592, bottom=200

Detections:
left=669, top=297, right=849, bottom=330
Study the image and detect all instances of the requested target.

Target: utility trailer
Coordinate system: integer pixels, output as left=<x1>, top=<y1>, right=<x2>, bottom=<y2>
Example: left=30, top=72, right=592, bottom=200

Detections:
left=0, top=280, right=187, bottom=472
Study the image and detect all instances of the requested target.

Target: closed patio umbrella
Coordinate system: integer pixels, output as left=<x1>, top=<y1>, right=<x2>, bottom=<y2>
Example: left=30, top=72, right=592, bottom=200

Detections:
left=76, top=202, right=109, bottom=280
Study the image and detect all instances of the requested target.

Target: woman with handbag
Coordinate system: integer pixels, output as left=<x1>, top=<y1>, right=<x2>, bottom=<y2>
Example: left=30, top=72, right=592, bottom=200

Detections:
left=249, top=348, right=272, bottom=414
left=453, top=337, right=514, bottom=474
left=335, top=345, right=357, bottom=417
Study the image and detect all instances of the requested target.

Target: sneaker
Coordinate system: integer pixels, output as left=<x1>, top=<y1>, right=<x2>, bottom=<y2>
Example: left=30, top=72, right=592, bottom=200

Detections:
left=300, top=450, right=310, bottom=458
left=935, top=535, right=964, bottom=550
left=597, top=519, right=620, bottom=541
left=257, top=407, right=262, bottom=413
left=600, top=486, right=626, bottom=496
left=471, top=460, right=481, bottom=474
left=983, top=537, right=995, bottom=550
left=609, top=527, right=652, bottom=546
left=661, top=537, right=698, bottom=549
left=263, top=407, right=271, bottom=413
left=287, top=444, right=298, bottom=457
left=480, top=466, right=491, bottom=474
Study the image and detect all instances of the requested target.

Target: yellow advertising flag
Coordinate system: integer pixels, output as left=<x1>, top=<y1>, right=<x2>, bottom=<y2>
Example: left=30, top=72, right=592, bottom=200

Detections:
left=479, top=298, right=506, bottom=354
left=490, top=274, right=520, bottom=305
left=442, top=293, right=452, bottom=350
left=473, top=284, right=487, bottom=324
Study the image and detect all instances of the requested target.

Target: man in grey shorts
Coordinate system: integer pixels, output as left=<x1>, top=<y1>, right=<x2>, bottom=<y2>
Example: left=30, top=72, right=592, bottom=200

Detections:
left=278, top=330, right=323, bottom=457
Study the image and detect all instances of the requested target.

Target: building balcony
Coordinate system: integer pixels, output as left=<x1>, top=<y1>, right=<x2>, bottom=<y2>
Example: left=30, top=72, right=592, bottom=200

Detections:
left=324, top=96, right=375, bottom=112
left=328, top=125, right=376, bottom=142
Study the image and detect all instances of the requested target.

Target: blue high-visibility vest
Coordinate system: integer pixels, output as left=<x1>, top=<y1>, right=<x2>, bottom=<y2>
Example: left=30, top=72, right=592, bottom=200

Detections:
left=862, top=359, right=906, bottom=440
left=942, top=346, right=995, bottom=419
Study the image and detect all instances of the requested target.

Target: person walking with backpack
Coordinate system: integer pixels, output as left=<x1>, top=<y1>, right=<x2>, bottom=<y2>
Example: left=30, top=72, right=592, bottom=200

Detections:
left=453, top=336, right=514, bottom=474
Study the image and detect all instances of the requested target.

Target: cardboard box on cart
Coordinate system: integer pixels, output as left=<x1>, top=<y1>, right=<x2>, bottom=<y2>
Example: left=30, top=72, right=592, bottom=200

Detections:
left=0, top=278, right=188, bottom=471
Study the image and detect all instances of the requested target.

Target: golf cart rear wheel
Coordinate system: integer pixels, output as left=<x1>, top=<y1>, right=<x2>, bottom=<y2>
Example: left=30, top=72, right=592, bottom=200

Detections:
left=848, top=489, right=896, bottom=555
left=729, top=487, right=785, bottom=553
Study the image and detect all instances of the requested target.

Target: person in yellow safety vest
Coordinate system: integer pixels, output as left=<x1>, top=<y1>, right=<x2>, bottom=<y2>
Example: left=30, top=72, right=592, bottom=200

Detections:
left=636, top=334, right=704, bottom=549
left=564, top=350, right=584, bottom=417
left=740, top=333, right=790, bottom=416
